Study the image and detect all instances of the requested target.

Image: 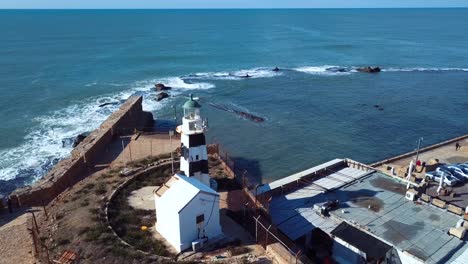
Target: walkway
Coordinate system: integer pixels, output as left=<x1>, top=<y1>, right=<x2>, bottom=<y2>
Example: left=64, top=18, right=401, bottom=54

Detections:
left=0, top=208, right=35, bottom=264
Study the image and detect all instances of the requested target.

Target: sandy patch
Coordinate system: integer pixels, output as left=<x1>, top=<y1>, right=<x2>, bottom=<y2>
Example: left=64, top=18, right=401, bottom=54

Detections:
left=127, top=186, right=158, bottom=211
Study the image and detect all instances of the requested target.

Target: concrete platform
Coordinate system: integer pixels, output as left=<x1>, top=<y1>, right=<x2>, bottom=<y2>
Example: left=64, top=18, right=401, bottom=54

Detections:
left=128, top=186, right=157, bottom=211
left=425, top=182, right=468, bottom=209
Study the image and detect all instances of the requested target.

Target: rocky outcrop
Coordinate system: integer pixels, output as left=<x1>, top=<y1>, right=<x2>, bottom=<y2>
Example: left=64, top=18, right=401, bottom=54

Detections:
left=98, top=102, right=119, bottom=107
left=72, top=133, right=89, bottom=148
left=154, top=83, right=172, bottom=91
left=357, top=66, right=381, bottom=73
left=156, top=92, right=169, bottom=102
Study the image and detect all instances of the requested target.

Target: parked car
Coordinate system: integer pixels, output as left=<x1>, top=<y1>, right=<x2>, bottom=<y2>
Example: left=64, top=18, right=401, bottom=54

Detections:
left=425, top=171, right=459, bottom=186
left=455, top=163, right=468, bottom=171
left=437, top=166, right=468, bottom=182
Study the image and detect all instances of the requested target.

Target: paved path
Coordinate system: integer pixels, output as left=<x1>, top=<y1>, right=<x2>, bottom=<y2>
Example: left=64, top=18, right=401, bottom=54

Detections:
left=0, top=209, right=35, bottom=264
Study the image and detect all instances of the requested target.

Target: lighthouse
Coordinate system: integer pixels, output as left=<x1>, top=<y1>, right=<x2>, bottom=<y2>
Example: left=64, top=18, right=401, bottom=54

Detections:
left=176, top=94, right=211, bottom=187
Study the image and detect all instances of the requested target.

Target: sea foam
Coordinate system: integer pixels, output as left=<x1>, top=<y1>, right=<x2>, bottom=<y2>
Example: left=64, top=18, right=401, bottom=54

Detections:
left=186, top=67, right=283, bottom=81
left=0, top=76, right=215, bottom=186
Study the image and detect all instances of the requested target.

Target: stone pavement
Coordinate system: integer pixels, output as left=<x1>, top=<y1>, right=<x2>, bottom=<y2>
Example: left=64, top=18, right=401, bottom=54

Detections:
left=0, top=208, right=36, bottom=264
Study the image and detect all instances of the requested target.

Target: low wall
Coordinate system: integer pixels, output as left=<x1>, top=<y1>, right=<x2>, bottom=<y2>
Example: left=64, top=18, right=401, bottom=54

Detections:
left=10, top=96, right=153, bottom=207
left=370, top=134, right=468, bottom=167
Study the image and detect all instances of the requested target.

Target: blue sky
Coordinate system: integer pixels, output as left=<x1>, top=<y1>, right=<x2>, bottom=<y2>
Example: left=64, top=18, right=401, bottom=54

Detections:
left=1, top=0, right=468, bottom=9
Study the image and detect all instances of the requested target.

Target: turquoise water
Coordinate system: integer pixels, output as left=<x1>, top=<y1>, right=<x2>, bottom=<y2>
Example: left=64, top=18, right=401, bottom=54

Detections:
left=1, top=9, right=468, bottom=195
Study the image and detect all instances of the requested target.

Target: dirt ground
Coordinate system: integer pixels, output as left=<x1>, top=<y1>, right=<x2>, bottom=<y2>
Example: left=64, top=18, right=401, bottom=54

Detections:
left=113, top=134, right=180, bottom=166
left=5, top=151, right=271, bottom=264
left=0, top=127, right=271, bottom=264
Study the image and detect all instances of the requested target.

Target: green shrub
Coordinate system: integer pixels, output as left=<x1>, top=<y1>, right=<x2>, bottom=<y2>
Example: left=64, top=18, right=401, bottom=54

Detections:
left=80, top=199, right=90, bottom=207
left=95, top=182, right=107, bottom=195
left=84, top=183, right=95, bottom=189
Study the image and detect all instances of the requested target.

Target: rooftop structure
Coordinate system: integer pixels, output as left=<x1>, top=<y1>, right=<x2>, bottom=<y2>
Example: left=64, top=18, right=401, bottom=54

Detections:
left=262, top=159, right=468, bottom=264
left=154, top=174, right=222, bottom=252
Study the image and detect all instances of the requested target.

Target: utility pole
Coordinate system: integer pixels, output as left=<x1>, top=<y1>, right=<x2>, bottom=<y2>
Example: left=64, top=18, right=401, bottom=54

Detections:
left=172, top=105, right=177, bottom=128
left=415, top=137, right=424, bottom=162
left=169, top=130, right=174, bottom=174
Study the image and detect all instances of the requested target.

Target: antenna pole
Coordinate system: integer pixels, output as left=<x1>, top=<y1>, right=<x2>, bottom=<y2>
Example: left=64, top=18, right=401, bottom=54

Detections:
left=415, top=137, right=424, bottom=162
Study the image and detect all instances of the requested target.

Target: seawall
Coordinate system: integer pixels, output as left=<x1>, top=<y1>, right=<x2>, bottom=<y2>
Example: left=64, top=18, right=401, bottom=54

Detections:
left=370, top=134, right=468, bottom=167
left=10, top=96, right=153, bottom=207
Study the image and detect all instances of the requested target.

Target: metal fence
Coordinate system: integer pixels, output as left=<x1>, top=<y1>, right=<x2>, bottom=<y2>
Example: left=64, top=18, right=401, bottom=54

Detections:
left=213, top=143, right=313, bottom=264
left=29, top=211, right=53, bottom=264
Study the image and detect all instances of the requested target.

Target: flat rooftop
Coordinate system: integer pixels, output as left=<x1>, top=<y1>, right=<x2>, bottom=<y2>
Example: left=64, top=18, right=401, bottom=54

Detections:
left=268, top=166, right=468, bottom=263
left=331, top=172, right=467, bottom=263
left=425, top=181, right=468, bottom=209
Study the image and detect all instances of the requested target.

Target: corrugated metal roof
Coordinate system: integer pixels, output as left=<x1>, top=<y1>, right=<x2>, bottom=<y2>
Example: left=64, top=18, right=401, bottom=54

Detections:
left=268, top=163, right=468, bottom=263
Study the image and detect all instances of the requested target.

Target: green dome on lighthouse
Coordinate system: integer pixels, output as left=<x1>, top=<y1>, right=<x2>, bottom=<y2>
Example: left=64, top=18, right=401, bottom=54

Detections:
left=183, top=94, right=201, bottom=109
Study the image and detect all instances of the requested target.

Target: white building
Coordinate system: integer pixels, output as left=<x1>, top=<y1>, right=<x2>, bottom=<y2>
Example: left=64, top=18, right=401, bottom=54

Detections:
left=176, top=94, right=211, bottom=187
left=154, top=173, right=222, bottom=252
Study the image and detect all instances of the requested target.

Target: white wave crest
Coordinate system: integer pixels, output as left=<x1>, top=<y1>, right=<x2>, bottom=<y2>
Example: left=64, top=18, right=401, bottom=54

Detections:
left=232, top=68, right=283, bottom=79
left=157, top=77, right=215, bottom=90
left=382, top=67, right=468, bottom=72
left=187, top=67, right=283, bottom=80
left=293, top=65, right=352, bottom=75
left=293, top=65, right=468, bottom=75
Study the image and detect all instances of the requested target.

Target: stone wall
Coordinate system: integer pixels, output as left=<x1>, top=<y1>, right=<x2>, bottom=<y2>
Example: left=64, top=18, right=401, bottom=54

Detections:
left=10, top=96, right=153, bottom=207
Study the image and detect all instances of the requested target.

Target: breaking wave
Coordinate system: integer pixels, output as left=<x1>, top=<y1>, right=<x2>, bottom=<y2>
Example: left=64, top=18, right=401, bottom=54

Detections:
left=293, top=65, right=353, bottom=75
left=0, top=76, right=216, bottom=190
left=185, top=67, right=283, bottom=80
left=292, top=65, right=468, bottom=75
left=1, top=64, right=467, bottom=193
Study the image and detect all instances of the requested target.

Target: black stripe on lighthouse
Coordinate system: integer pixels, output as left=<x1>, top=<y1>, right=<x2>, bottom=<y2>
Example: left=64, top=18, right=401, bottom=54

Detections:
left=188, top=134, right=206, bottom=148
left=188, top=160, right=209, bottom=176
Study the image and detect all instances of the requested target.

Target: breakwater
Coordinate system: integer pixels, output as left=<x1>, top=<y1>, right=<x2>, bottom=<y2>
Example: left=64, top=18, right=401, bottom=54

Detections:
left=10, top=96, right=153, bottom=206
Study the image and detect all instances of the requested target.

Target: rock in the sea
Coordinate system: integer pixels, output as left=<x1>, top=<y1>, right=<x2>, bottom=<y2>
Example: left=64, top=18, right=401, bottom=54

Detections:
left=357, top=66, right=381, bottom=73
left=156, top=92, right=169, bottom=101
left=154, top=83, right=172, bottom=91
left=98, top=102, right=119, bottom=107
left=272, top=67, right=280, bottom=72
left=72, top=133, right=88, bottom=148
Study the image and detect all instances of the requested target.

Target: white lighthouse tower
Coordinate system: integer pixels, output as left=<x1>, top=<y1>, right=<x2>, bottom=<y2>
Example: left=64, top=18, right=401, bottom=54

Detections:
left=176, top=94, right=211, bottom=187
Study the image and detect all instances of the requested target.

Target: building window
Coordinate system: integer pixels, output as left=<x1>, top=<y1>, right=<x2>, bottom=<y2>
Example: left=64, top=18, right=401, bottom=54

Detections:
left=196, top=214, right=204, bottom=224
left=196, top=155, right=199, bottom=160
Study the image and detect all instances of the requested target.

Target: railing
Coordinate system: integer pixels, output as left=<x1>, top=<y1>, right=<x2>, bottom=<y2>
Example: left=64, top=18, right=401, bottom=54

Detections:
left=212, top=142, right=313, bottom=264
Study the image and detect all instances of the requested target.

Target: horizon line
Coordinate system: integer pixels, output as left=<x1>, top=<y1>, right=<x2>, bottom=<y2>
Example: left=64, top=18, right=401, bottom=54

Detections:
left=1, top=7, right=468, bottom=10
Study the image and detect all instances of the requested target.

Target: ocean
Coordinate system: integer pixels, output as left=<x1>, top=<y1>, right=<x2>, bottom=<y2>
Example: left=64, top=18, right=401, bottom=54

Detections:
left=1, top=9, right=468, bottom=196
